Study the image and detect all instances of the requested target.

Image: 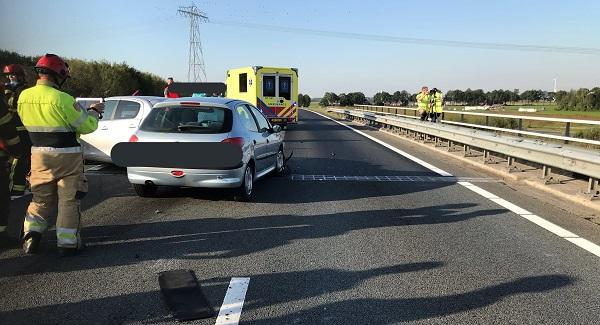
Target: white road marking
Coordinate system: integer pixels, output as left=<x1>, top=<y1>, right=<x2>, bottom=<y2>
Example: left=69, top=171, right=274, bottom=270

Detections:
left=215, top=277, right=250, bottom=325
left=310, top=109, right=600, bottom=258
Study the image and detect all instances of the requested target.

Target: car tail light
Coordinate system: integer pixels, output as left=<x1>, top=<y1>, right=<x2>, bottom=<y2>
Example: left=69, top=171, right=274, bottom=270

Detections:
left=180, top=102, right=201, bottom=106
left=129, top=135, right=139, bottom=142
left=171, top=170, right=185, bottom=178
left=222, top=137, right=245, bottom=147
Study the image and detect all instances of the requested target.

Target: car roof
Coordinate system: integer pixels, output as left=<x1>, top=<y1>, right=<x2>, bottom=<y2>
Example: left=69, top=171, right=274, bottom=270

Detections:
left=105, top=96, right=165, bottom=101
left=155, top=97, right=242, bottom=108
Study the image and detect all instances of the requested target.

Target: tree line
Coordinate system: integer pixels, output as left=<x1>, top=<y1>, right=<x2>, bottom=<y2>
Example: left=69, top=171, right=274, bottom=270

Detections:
left=555, top=88, right=600, bottom=111
left=0, top=50, right=165, bottom=97
left=318, top=88, right=600, bottom=111
left=319, top=92, right=368, bottom=107
left=297, top=93, right=312, bottom=107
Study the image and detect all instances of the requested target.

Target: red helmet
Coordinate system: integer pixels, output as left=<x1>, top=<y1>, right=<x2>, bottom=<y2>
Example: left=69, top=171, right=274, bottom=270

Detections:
left=3, top=64, right=25, bottom=76
left=34, top=54, right=70, bottom=78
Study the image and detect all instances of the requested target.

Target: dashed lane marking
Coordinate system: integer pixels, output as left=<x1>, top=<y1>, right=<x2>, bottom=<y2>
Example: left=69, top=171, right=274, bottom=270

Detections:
left=290, top=174, right=499, bottom=182
left=215, top=277, right=250, bottom=325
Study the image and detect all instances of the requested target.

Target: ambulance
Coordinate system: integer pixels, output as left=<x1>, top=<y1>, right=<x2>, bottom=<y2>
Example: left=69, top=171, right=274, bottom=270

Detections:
left=226, top=66, right=298, bottom=126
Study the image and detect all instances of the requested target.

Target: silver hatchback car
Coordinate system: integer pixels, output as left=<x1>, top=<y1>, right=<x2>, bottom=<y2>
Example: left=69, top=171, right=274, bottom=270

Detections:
left=126, top=97, right=285, bottom=201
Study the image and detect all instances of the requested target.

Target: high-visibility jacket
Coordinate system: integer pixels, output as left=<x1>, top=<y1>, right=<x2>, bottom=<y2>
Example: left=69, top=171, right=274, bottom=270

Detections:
left=4, top=82, right=27, bottom=131
left=432, top=92, right=443, bottom=113
left=17, top=80, right=99, bottom=153
left=0, top=95, right=20, bottom=158
left=416, top=92, right=430, bottom=112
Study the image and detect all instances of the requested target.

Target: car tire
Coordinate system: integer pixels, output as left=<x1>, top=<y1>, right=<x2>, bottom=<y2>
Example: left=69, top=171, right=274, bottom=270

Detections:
left=233, top=164, right=254, bottom=202
left=273, top=148, right=286, bottom=176
left=133, top=183, right=157, bottom=198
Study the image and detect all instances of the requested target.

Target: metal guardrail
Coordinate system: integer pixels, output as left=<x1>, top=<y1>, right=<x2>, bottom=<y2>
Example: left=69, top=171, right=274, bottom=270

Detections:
left=329, top=108, right=600, bottom=198
left=353, top=104, right=600, bottom=146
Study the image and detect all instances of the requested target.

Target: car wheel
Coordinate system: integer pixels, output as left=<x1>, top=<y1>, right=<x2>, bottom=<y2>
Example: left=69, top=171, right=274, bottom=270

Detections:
left=133, top=183, right=157, bottom=198
left=234, top=164, right=253, bottom=202
left=273, top=148, right=286, bottom=176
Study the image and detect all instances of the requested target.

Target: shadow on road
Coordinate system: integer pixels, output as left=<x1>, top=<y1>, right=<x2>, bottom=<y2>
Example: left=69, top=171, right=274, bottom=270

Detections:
left=0, top=272, right=574, bottom=325
left=244, top=274, right=574, bottom=324
left=0, top=203, right=505, bottom=279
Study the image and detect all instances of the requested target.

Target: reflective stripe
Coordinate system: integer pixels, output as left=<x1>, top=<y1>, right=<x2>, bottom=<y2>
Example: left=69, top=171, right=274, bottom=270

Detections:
left=25, top=126, right=73, bottom=132
left=24, top=214, right=47, bottom=233
left=71, top=109, right=89, bottom=128
left=16, top=126, right=27, bottom=131
left=6, top=136, right=20, bottom=145
left=0, top=226, right=7, bottom=232
left=57, top=228, right=78, bottom=246
left=31, top=146, right=82, bottom=153
left=12, top=184, right=26, bottom=191
left=0, top=112, right=12, bottom=124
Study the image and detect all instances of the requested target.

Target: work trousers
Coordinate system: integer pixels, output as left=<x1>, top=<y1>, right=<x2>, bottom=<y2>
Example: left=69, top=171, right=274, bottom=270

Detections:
left=9, top=130, right=31, bottom=193
left=420, top=110, right=430, bottom=121
left=0, top=156, right=9, bottom=233
left=429, top=112, right=441, bottom=123
left=23, top=151, right=87, bottom=248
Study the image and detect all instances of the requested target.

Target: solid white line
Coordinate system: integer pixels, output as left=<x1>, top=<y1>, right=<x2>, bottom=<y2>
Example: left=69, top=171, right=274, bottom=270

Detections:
left=310, top=109, right=600, bottom=258
left=310, top=110, right=453, bottom=176
left=520, top=214, right=579, bottom=238
left=564, top=238, right=600, bottom=257
left=215, top=277, right=250, bottom=325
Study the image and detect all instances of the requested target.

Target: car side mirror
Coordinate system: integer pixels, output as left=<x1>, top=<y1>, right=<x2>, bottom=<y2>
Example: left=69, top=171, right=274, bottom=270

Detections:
left=272, top=125, right=282, bottom=133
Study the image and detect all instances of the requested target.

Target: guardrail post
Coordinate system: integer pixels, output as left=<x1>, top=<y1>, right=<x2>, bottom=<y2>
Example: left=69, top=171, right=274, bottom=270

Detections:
left=460, top=114, right=464, bottom=123
left=518, top=119, right=523, bottom=137
left=485, top=116, right=489, bottom=126
left=507, top=156, right=519, bottom=172
left=564, top=122, right=571, bottom=144
left=543, top=166, right=561, bottom=185
left=542, top=165, right=551, bottom=178
left=587, top=177, right=599, bottom=198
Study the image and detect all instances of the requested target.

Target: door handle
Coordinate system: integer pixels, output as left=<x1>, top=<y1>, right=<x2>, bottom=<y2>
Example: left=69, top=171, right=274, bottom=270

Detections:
left=101, top=126, right=108, bottom=130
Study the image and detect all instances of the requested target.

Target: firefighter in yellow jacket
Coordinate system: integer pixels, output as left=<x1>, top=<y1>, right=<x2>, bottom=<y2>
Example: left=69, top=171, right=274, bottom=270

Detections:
left=18, top=54, right=104, bottom=256
left=1, top=82, right=21, bottom=248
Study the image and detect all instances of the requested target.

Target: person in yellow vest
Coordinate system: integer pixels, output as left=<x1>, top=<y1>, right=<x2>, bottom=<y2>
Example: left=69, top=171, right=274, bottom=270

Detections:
left=18, top=54, right=104, bottom=257
left=429, top=88, right=443, bottom=123
left=0, top=82, right=22, bottom=248
left=416, top=86, right=430, bottom=121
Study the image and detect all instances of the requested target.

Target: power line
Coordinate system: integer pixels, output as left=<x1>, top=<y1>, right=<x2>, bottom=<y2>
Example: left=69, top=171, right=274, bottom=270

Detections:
left=178, top=3, right=209, bottom=82
left=209, top=20, right=600, bottom=55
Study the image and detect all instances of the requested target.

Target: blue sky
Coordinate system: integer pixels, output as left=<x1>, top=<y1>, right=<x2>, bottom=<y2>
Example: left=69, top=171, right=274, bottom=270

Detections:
left=1, top=0, right=599, bottom=97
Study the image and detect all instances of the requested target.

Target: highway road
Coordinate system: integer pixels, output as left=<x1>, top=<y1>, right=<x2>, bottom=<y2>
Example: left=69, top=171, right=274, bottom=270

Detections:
left=1, top=109, right=599, bottom=324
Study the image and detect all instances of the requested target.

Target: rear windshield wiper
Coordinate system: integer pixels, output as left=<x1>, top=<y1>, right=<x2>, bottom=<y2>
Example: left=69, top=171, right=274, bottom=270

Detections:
left=177, top=125, right=207, bottom=131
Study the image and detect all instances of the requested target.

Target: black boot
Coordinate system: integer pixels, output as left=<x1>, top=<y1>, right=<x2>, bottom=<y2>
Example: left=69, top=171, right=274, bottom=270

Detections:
left=22, top=232, right=42, bottom=254
left=0, top=231, right=9, bottom=249
left=57, top=247, right=78, bottom=257
left=57, top=238, right=85, bottom=258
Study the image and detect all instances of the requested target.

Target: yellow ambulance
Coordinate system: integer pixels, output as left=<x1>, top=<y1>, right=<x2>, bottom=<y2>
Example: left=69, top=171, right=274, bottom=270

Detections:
left=226, top=66, right=299, bottom=125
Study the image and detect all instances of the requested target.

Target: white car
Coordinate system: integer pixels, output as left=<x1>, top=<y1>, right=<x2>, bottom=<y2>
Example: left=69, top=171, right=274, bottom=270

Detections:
left=80, top=96, right=166, bottom=163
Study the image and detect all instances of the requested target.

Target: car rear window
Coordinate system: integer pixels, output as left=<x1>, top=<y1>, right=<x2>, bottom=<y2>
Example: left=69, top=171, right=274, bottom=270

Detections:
left=140, top=105, right=232, bottom=134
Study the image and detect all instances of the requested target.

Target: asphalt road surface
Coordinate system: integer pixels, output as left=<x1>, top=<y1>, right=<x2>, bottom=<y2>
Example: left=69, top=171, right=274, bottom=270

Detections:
left=1, top=109, right=599, bottom=324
